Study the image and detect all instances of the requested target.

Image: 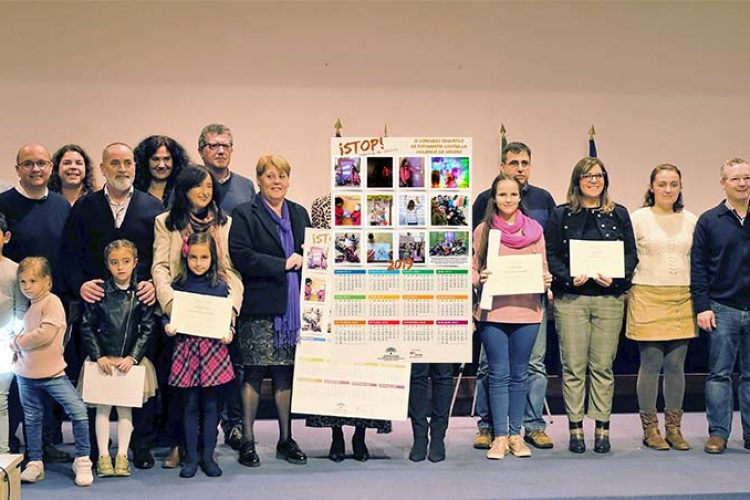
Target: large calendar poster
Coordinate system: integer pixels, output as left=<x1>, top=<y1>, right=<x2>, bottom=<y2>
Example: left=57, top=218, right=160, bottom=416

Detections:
left=330, top=137, right=473, bottom=363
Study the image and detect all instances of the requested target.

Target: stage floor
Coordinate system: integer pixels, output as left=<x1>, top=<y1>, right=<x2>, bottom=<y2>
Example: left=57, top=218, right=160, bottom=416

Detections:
left=21, top=413, right=750, bottom=500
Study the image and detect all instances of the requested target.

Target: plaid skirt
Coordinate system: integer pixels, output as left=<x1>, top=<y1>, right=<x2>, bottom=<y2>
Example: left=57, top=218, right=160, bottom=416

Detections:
left=169, top=335, right=235, bottom=388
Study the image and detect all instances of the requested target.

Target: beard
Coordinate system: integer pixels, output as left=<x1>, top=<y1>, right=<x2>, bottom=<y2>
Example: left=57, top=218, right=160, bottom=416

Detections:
left=106, top=174, right=133, bottom=192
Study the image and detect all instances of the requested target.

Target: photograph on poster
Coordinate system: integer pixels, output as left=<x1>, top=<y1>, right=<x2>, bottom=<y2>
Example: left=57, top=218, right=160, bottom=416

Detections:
left=306, top=244, right=328, bottom=271
left=334, top=194, right=362, bottom=226
left=430, top=193, right=469, bottom=226
left=303, top=277, right=327, bottom=302
left=398, top=231, right=426, bottom=263
left=429, top=231, right=469, bottom=257
left=334, top=232, right=362, bottom=264
left=367, top=157, right=394, bottom=188
left=301, top=305, right=325, bottom=333
left=333, top=157, right=362, bottom=188
left=366, top=232, right=393, bottom=263
left=397, top=192, right=426, bottom=226
left=367, top=194, right=393, bottom=227
left=398, top=157, right=425, bottom=188
left=430, top=156, right=470, bottom=189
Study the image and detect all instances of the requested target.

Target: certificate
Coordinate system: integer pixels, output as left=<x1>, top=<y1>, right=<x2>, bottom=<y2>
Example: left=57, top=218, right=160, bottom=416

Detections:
left=171, top=290, right=232, bottom=339
left=569, top=240, right=625, bottom=278
left=81, top=361, right=145, bottom=408
left=480, top=232, right=544, bottom=309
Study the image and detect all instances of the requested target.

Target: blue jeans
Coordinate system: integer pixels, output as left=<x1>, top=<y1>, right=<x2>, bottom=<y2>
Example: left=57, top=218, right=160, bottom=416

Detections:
left=706, top=301, right=750, bottom=440
left=479, top=322, right=539, bottom=436
left=476, top=306, right=549, bottom=432
left=17, top=375, right=90, bottom=461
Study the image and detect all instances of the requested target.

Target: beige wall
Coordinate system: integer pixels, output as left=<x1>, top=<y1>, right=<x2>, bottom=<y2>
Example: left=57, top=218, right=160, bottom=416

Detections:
left=1, top=1, right=748, bottom=213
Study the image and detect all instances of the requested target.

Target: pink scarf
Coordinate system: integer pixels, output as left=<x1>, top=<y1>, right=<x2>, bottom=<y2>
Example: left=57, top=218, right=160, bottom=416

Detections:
left=491, top=210, right=543, bottom=249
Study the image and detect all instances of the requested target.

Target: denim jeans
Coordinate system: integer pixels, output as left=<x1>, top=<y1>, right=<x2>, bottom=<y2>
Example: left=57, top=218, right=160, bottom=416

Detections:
left=706, top=301, right=750, bottom=440
left=16, top=375, right=90, bottom=461
left=476, top=306, right=549, bottom=432
left=479, top=322, right=539, bottom=436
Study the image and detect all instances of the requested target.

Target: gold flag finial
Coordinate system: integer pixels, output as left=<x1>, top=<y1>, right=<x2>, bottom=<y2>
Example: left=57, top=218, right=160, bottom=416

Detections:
left=588, top=125, right=596, bottom=137
left=334, top=118, right=343, bottom=137
left=500, top=124, right=506, bottom=137
left=384, top=123, right=388, bottom=137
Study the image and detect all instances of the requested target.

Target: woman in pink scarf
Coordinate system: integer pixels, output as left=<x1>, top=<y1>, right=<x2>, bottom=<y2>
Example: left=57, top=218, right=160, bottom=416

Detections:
left=472, top=173, right=551, bottom=461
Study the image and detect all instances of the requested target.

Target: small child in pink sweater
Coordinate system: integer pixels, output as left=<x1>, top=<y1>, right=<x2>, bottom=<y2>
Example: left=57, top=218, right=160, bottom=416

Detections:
left=11, top=257, right=93, bottom=487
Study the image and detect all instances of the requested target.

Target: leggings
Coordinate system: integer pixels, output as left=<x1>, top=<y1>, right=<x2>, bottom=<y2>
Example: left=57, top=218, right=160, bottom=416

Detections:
left=182, top=386, right=220, bottom=464
left=636, top=340, right=689, bottom=411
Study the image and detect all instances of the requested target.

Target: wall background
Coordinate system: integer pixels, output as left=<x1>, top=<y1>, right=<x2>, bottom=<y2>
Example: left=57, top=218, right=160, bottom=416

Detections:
left=1, top=1, right=748, bottom=213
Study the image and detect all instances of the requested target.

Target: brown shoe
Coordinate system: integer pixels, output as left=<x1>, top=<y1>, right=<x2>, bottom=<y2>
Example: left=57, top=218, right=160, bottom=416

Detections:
left=473, top=429, right=492, bottom=449
left=640, top=411, right=669, bottom=450
left=162, top=446, right=181, bottom=469
left=704, top=436, right=727, bottom=454
left=524, top=429, right=553, bottom=449
left=664, top=408, right=690, bottom=450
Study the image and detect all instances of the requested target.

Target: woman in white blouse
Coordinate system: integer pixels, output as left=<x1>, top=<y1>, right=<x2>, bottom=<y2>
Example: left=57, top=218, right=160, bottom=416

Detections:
left=626, top=164, right=697, bottom=451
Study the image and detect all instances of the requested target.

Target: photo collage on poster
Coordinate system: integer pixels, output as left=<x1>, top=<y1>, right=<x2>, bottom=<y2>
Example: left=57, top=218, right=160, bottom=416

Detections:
left=329, top=137, right=473, bottom=362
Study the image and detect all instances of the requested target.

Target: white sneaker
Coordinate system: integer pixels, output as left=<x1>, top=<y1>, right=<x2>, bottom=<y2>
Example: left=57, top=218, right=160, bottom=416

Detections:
left=20, top=460, right=45, bottom=483
left=73, top=456, right=94, bottom=487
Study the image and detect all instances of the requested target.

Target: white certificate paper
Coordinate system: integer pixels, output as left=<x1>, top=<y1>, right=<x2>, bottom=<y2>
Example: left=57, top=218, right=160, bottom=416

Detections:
left=480, top=254, right=544, bottom=309
left=82, top=361, right=145, bottom=408
left=171, top=291, right=232, bottom=339
left=569, top=240, right=625, bottom=278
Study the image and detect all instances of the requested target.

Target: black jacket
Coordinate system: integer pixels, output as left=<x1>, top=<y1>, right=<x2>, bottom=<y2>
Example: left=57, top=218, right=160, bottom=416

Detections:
left=545, top=203, right=638, bottom=296
left=80, top=279, right=155, bottom=362
left=229, top=197, right=311, bottom=316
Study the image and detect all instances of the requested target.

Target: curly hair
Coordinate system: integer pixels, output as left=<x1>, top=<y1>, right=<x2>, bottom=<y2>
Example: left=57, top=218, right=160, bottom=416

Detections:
left=133, top=135, right=191, bottom=204
left=48, top=144, right=96, bottom=196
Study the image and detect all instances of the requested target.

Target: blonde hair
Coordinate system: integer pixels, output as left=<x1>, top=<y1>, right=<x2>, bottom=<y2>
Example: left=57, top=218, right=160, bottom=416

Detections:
left=721, top=157, right=749, bottom=178
left=18, top=256, right=53, bottom=291
left=256, top=154, right=292, bottom=179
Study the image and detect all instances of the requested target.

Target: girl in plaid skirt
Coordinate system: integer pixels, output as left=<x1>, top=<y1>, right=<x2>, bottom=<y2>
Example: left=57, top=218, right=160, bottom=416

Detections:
left=164, top=232, right=235, bottom=478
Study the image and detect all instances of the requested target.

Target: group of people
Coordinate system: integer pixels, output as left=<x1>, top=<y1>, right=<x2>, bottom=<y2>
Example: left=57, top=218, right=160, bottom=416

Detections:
left=1, top=131, right=749, bottom=489
left=470, top=142, right=750, bottom=461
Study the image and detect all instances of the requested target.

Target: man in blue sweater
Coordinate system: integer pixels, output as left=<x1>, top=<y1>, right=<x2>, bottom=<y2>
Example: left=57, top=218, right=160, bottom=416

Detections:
left=471, top=142, right=556, bottom=450
left=692, top=157, right=750, bottom=455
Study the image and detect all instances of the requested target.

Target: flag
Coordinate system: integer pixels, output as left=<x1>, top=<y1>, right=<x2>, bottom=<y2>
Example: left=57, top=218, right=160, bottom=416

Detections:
left=588, top=125, right=597, bottom=158
left=499, top=124, right=508, bottom=162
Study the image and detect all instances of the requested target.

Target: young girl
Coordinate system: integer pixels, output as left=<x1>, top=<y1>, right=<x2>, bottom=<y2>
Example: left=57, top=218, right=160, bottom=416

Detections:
left=11, top=257, right=93, bottom=486
left=164, top=232, right=234, bottom=478
left=473, top=173, right=551, bottom=460
left=79, top=239, right=157, bottom=478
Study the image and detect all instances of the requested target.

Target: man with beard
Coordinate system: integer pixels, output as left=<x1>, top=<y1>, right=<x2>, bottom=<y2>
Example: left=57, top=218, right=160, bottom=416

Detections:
left=0, top=143, right=71, bottom=462
left=61, top=142, right=163, bottom=468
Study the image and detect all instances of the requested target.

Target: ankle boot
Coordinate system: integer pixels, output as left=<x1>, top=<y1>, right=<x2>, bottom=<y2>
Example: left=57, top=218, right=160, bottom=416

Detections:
left=594, top=421, right=611, bottom=454
left=568, top=421, right=585, bottom=454
left=352, top=428, right=369, bottom=462
left=639, top=410, right=669, bottom=450
left=664, top=408, right=690, bottom=450
left=428, top=420, right=447, bottom=463
left=329, top=428, right=345, bottom=462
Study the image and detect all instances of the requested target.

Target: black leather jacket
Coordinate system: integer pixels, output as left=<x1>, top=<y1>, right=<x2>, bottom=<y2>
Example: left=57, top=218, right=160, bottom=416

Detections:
left=80, top=279, right=155, bottom=362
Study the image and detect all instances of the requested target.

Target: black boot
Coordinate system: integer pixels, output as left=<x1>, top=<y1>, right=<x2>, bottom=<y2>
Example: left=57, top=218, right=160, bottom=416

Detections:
left=568, top=421, right=585, bottom=454
left=352, top=427, right=369, bottom=462
left=594, top=420, right=611, bottom=454
left=329, top=427, right=345, bottom=462
left=428, top=419, right=447, bottom=463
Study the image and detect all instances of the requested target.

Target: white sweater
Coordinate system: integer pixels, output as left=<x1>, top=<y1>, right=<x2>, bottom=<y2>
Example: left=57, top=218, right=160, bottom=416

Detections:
left=631, top=207, right=697, bottom=286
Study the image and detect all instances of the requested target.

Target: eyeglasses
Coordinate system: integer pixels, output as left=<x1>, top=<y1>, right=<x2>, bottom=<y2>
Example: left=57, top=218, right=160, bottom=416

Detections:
left=203, top=143, right=233, bottom=151
left=580, top=173, right=606, bottom=181
left=17, top=160, right=51, bottom=170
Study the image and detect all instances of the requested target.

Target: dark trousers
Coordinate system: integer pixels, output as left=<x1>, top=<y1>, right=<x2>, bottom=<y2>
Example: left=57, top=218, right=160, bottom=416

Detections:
left=408, top=363, right=453, bottom=440
left=183, top=386, right=220, bottom=464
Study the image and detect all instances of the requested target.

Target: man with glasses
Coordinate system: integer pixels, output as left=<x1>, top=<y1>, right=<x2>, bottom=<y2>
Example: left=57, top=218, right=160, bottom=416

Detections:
left=197, top=123, right=255, bottom=450
left=198, top=123, right=256, bottom=215
left=0, top=143, right=72, bottom=462
left=471, top=142, right=556, bottom=450
left=692, top=157, right=750, bottom=454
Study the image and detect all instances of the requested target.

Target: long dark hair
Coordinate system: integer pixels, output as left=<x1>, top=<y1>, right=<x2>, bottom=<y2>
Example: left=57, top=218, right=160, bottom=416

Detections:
left=642, top=163, right=684, bottom=212
left=476, top=173, right=523, bottom=271
left=566, top=156, right=615, bottom=214
left=133, top=135, right=190, bottom=204
left=173, top=231, right=222, bottom=287
left=165, top=164, right=227, bottom=232
left=48, top=144, right=96, bottom=196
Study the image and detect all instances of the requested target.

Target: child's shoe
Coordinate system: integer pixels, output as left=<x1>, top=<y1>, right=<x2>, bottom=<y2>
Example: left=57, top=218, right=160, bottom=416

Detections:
left=199, top=460, right=222, bottom=477
left=114, top=454, right=131, bottom=477
left=97, top=455, right=115, bottom=477
left=179, top=462, right=199, bottom=478
left=73, top=456, right=94, bottom=487
left=20, top=460, right=45, bottom=483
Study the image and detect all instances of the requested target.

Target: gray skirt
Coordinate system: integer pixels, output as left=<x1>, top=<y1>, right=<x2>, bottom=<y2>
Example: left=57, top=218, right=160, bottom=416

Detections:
left=238, top=315, right=296, bottom=366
